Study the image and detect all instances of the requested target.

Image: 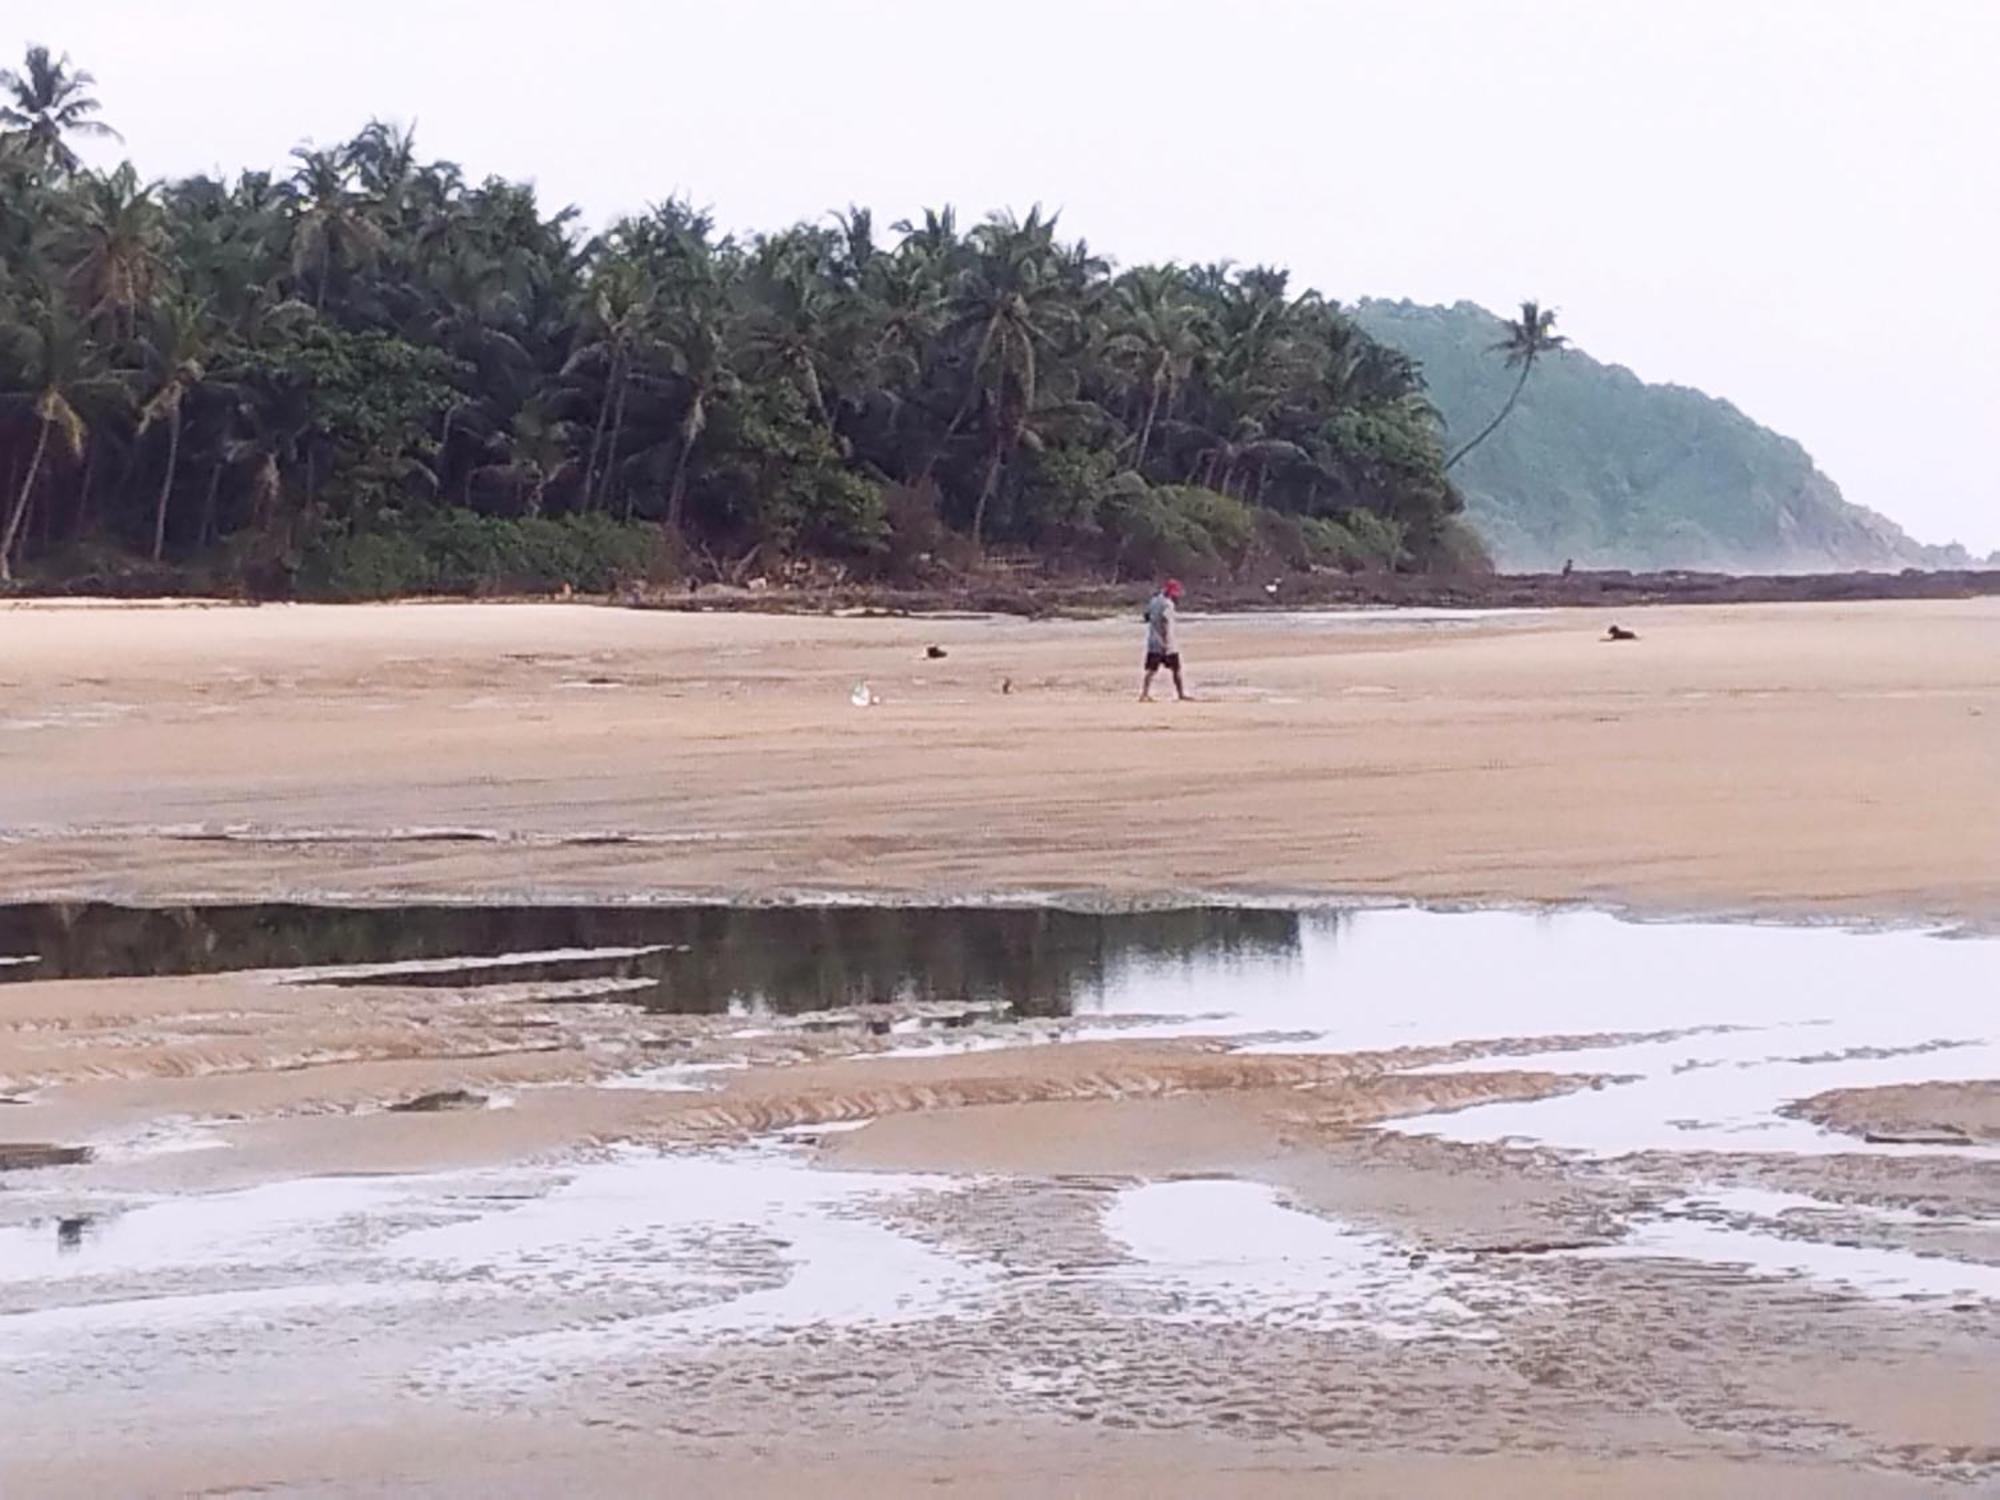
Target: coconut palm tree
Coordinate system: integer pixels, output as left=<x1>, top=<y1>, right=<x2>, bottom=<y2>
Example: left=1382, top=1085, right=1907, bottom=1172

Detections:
left=60, top=163, right=167, bottom=341
left=1444, top=300, right=1565, bottom=470
left=660, top=306, right=732, bottom=533
left=136, top=295, right=211, bottom=559
left=741, top=234, right=851, bottom=431
left=565, top=257, right=659, bottom=513
left=946, top=209, right=1078, bottom=542
left=1105, top=268, right=1209, bottom=471
left=0, top=46, right=120, bottom=176
left=286, top=145, right=385, bottom=311
left=0, top=303, right=101, bottom=579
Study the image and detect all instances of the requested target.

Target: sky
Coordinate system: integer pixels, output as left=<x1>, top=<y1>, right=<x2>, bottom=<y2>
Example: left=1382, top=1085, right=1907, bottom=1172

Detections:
left=12, top=0, right=1998, bottom=552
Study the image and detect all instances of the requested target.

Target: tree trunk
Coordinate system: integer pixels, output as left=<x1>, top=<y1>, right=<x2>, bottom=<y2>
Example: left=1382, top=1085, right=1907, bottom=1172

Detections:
left=581, top=350, right=620, bottom=512
left=1135, top=374, right=1163, bottom=471
left=607, top=367, right=632, bottom=520
left=439, top=406, right=457, bottom=498
left=971, top=441, right=1006, bottom=548
left=73, top=438, right=97, bottom=543
left=1445, top=358, right=1533, bottom=471
left=666, top=441, right=694, bottom=533
left=151, top=405, right=182, bottom=562
left=200, top=455, right=225, bottom=547
left=0, top=417, right=54, bottom=583
left=800, top=359, right=831, bottom=429
left=665, top=392, right=706, bottom=534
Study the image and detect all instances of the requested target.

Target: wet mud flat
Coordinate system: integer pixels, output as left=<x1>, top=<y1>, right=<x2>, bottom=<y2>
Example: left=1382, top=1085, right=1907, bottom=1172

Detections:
left=1, top=901, right=1997, bottom=1494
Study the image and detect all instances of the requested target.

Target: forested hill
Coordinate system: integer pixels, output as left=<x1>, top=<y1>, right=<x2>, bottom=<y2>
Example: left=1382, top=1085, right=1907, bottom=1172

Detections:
left=1354, top=299, right=1961, bottom=574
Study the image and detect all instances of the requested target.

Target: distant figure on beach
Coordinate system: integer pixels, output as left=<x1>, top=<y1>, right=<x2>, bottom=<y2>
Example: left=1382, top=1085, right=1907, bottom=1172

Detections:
left=1141, top=579, right=1188, bottom=702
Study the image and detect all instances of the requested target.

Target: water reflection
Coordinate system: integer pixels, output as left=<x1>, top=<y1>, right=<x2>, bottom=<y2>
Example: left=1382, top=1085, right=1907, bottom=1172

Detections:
left=0, top=901, right=1301, bottom=1018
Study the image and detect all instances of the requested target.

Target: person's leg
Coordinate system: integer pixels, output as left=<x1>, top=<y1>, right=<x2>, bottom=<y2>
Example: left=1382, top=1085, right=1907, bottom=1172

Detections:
left=1170, top=658, right=1187, bottom=701
left=1140, top=665, right=1157, bottom=701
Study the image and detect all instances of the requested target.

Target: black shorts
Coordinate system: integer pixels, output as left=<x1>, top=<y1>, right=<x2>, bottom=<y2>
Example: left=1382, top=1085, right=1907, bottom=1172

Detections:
left=1145, top=651, right=1182, bottom=672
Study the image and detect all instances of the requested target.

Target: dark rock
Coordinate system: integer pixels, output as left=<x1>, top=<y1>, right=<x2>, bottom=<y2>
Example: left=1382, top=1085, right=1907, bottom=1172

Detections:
left=386, top=1089, right=488, bottom=1114
left=1861, top=1126, right=1975, bottom=1146
left=0, top=1142, right=92, bottom=1170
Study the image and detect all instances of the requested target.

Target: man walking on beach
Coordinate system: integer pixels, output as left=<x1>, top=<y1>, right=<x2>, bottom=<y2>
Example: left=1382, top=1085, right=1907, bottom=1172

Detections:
left=1141, top=578, right=1187, bottom=702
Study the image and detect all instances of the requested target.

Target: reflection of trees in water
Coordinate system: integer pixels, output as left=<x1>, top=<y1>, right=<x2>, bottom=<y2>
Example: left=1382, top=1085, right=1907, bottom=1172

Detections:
left=0, top=903, right=1303, bottom=1017
left=656, top=906, right=1301, bottom=1016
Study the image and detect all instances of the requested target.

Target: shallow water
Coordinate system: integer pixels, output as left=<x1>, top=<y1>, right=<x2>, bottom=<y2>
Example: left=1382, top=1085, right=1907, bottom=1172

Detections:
left=0, top=900, right=1297, bottom=1017
left=1102, top=1178, right=1512, bottom=1339
left=4, top=900, right=1994, bottom=1157
left=3, top=898, right=1996, bottom=1357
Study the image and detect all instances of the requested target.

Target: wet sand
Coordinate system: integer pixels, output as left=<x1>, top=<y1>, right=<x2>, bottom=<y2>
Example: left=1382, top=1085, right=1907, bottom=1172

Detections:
left=1, top=596, right=1996, bottom=919
left=4, top=598, right=1999, bottom=1495
left=5, top=948, right=1998, bottom=1494
left=1790, top=1080, right=2000, bottom=1145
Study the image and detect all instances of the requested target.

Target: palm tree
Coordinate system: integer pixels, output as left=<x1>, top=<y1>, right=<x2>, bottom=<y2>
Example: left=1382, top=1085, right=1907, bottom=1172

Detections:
left=946, top=209, right=1078, bottom=542
left=742, top=235, right=850, bottom=431
left=565, top=257, right=658, bottom=513
left=661, top=307, right=731, bottom=534
left=286, top=145, right=385, bottom=310
left=136, top=296, right=210, bottom=559
left=60, top=163, right=168, bottom=341
left=1444, top=300, right=1565, bottom=470
left=0, top=304, right=98, bottom=580
left=1106, top=268, right=1208, bottom=471
left=0, top=46, right=120, bottom=176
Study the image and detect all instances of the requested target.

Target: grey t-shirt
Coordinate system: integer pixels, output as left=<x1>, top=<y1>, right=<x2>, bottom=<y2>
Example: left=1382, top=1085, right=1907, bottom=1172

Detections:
left=1143, top=593, right=1177, bottom=654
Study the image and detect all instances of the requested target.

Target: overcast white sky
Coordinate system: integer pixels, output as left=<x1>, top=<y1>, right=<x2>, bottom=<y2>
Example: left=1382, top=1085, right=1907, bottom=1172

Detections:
left=14, top=0, right=1997, bottom=550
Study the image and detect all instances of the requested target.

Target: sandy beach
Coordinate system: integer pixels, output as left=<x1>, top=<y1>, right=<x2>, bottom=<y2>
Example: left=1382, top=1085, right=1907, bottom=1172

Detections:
left=2, top=597, right=1997, bottom=1495
left=0, top=596, right=1994, bottom=917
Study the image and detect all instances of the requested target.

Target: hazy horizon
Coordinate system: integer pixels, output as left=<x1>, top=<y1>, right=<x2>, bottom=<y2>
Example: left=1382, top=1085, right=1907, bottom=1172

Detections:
left=12, top=0, right=1996, bottom=553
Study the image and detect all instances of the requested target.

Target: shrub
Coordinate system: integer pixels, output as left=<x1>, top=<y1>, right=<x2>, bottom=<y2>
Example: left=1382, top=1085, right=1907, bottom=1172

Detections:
left=1094, top=482, right=1257, bottom=580
left=1310, top=510, right=1407, bottom=572
left=300, top=511, right=673, bottom=599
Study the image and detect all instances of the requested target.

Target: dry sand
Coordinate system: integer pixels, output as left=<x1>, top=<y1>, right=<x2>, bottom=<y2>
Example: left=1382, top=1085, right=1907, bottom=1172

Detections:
left=3, top=597, right=1999, bottom=1496
left=1, top=596, right=1995, bottom=917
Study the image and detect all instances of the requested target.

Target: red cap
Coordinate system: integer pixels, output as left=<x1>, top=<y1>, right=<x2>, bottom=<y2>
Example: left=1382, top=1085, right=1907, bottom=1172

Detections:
left=1163, top=578, right=1184, bottom=598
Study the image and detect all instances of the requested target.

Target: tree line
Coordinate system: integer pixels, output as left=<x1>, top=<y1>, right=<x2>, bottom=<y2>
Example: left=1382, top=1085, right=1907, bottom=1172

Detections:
left=1, top=45, right=1493, bottom=595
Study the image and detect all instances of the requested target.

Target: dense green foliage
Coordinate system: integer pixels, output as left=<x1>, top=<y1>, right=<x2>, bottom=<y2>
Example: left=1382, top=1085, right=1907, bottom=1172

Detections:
left=1356, top=299, right=1966, bottom=574
left=0, top=50, right=1478, bottom=595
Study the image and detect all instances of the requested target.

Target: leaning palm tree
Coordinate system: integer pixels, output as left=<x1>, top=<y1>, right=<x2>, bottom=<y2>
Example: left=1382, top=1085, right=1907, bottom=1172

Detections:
left=0, top=45, right=120, bottom=176
left=1444, top=300, right=1565, bottom=470
left=0, top=304, right=97, bottom=580
left=660, top=307, right=732, bottom=534
left=946, top=208, right=1078, bottom=542
left=136, top=296, right=211, bottom=560
left=1105, top=268, right=1209, bottom=471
